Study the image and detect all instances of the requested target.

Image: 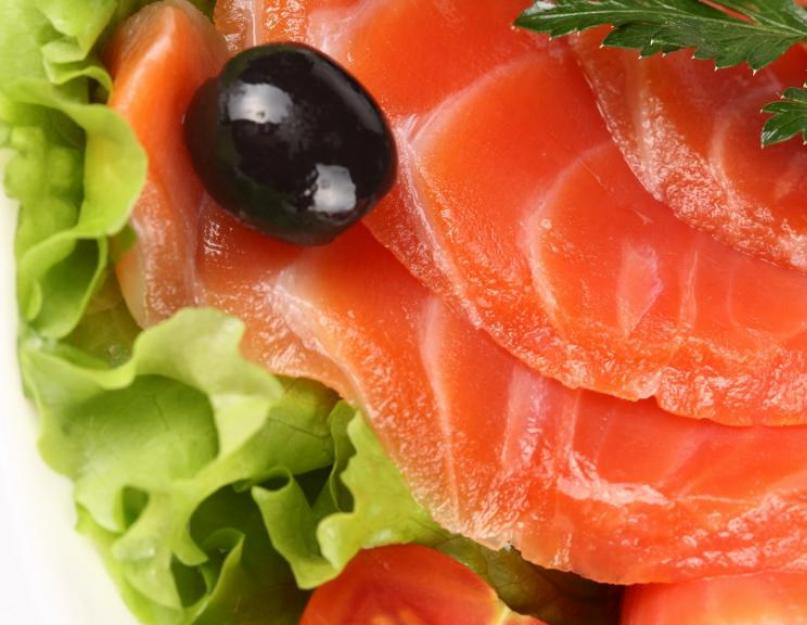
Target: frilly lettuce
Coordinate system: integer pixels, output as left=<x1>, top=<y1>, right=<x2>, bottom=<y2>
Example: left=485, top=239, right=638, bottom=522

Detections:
left=21, top=306, right=437, bottom=623
left=2, top=1, right=621, bottom=624
left=1, top=0, right=146, bottom=338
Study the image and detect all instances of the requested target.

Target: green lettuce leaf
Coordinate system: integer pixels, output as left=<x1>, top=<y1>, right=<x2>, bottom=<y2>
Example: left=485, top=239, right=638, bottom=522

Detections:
left=21, top=307, right=335, bottom=623
left=21, top=309, right=337, bottom=612
left=0, top=0, right=147, bottom=339
left=254, top=404, right=445, bottom=589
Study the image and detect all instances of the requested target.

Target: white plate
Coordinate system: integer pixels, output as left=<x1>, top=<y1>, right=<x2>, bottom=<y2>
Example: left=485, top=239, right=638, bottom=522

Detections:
left=0, top=170, right=137, bottom=624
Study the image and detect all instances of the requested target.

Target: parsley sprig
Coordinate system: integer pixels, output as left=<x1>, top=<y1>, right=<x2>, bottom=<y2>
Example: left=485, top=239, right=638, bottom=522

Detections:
left=516, top=1, right=807, bottom=145
left=763, top=87, right=807, bottom=144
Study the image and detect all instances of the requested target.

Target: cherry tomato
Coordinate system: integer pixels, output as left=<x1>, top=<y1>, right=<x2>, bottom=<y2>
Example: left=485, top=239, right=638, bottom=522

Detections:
left=624, top=572, right=807, bottom=625
left=301, top=545, right=545, bottom=625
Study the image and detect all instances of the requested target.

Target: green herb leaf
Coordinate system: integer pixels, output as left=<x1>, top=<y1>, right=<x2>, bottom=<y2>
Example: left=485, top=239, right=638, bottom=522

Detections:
left=762, top=86, right=807, bottom=144
left=516, top=0, right=807, bottom=70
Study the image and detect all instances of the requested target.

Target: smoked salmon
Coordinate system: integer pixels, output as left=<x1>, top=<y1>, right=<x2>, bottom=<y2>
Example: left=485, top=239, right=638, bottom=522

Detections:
left=573, top=29, right=807, bottom=274
left=215, top=0, right=807, bottom=426
left=106, top=3, right=228, bottom=326
left=110, top=0, right=807, bottom=585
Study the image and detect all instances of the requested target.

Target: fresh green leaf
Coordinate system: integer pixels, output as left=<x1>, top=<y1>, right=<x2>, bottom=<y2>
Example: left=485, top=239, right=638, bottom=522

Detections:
left=33, top=0, right=118, bottom=87
left=516, top=0, right=807, bottom=70
left=762, top=85, right=807, bottom=144
left=189, top=488, right=309, bottom=625
left=64, top=273, right=141, bottom=366
left=21, top=308, right=337, bottom=621
left=0, top=0, right=147, bottom=338
left=78, top=487, right=308, bottom=625
left=253, top=404, right=444, bottom=589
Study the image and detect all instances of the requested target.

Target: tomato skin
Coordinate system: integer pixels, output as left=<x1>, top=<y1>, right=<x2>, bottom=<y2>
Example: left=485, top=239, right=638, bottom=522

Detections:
left=623, top=572, right=807, bottom=625
left=300, top=545, right=544, bottom=625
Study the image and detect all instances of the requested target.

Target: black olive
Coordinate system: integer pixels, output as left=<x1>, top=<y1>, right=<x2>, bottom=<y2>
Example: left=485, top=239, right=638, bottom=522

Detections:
left=185, top=43, right=397, bottom=246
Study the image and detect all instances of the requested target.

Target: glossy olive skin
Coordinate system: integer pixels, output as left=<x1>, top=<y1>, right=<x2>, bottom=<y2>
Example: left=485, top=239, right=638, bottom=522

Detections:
left=185, top=43, right=397, bottom=246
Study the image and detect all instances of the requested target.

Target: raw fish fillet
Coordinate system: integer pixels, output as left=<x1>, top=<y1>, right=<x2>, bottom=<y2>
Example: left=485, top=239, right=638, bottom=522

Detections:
left=573, top=29, right=807, bottom=273
left=218, top=0, right=807, bottom=425
left=110, top=0, right=807, bottom=584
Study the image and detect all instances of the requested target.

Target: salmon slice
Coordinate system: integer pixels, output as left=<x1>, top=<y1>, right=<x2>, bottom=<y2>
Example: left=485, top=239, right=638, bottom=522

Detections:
left=215, top=0, right=539, bottom=118
left=106, top=1, right=228, bottom=326
left=623, top=572, right=807, bottom=624
left=219, top=0, right=807, bottom=426
left=572, top=30, right=807, bottom=274
left=112, top=0, right=807, bottom=584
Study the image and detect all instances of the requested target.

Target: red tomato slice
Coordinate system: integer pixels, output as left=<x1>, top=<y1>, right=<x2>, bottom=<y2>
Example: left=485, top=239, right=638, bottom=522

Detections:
left=301, top=545, right=545, bottom=625
left=624, top=572, right=807, bottom=624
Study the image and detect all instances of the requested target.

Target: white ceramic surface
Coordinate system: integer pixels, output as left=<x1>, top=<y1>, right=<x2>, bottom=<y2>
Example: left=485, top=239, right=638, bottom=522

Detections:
left=0, top=173, right=137, bottom=624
